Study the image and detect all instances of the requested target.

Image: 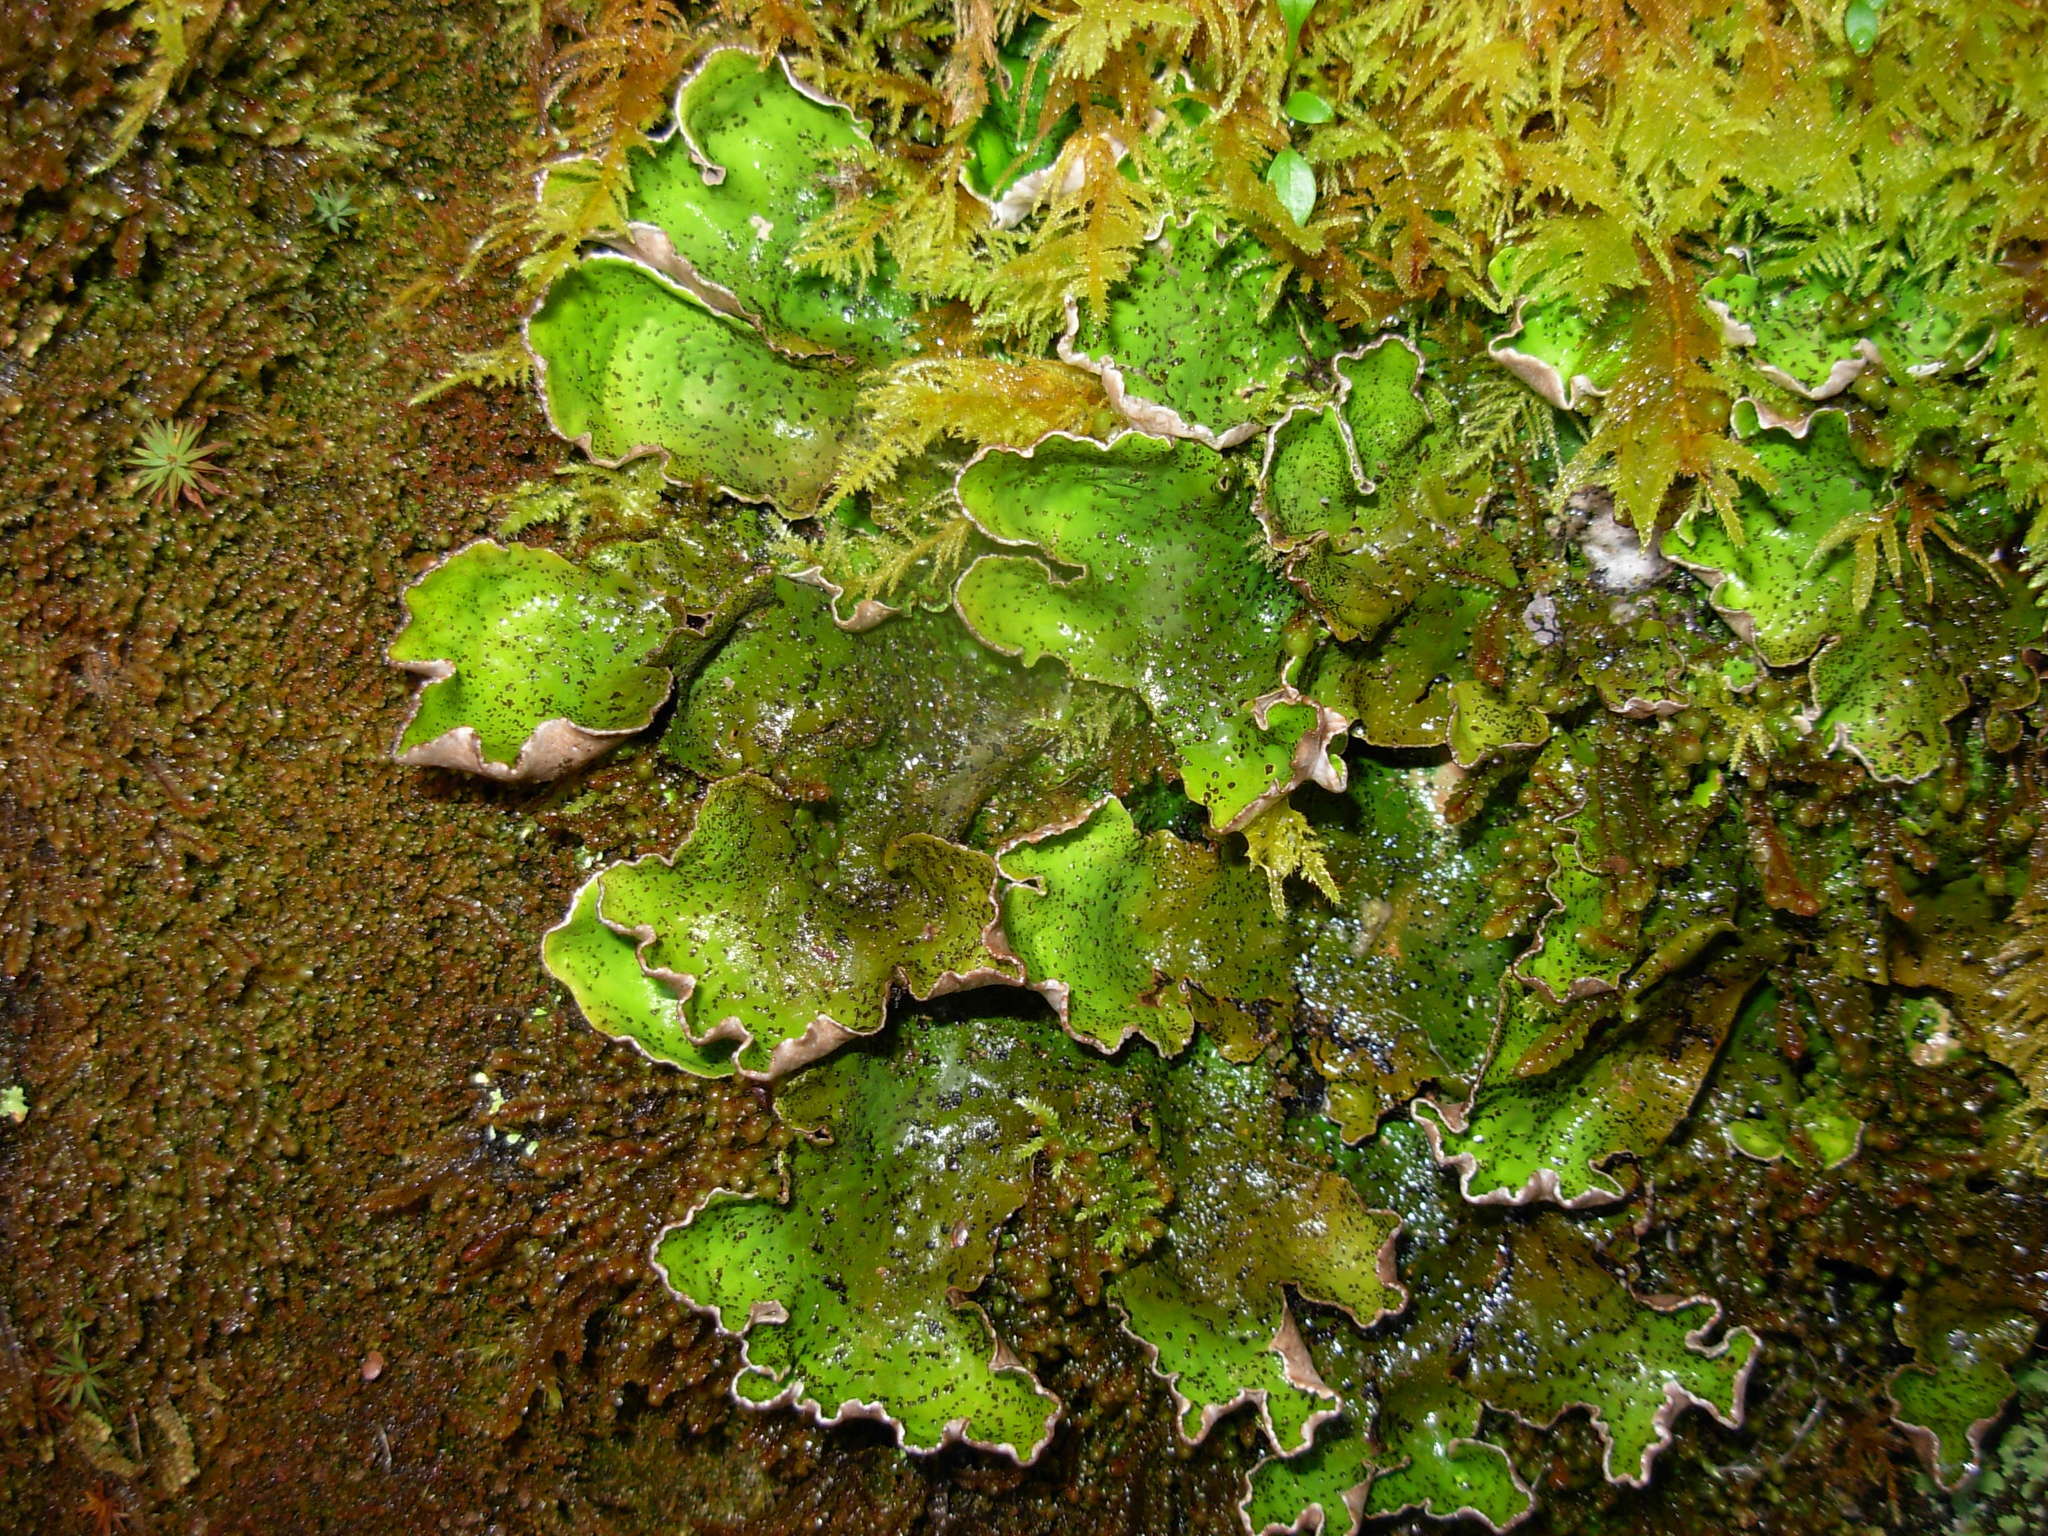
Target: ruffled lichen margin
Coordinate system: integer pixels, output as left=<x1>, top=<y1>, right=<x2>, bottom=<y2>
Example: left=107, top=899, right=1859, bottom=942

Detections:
left=391, top=3, right=2048, bottom=1529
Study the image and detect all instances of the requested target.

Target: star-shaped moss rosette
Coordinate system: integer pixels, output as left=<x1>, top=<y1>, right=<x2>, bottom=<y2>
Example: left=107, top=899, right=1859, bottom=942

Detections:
left=543, top=775, right=1014, bottom=1079
left=1060, top=215, right=1341, bottom=448
left=390, top=539, right=676, bottom=781
left=525, top=51, right=913, bottom=513
left=1246, top=1118, right=1757, bottom=1536
left=952, top=431, right=1347, bottom=833
left=996, top=796, right=1293, bottom=1055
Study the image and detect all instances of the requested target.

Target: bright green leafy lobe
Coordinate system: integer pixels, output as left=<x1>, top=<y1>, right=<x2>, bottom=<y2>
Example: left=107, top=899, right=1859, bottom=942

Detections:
left=1295, top=763, right=1515, bottom=1141
left=954, top=433, right=1337, bottom=830
left=1663, top=411, right=1881, bottom=667
left=528, top=256, right=858, bottom=511
left=1664, top=410, right=2007, bottom=780
left=1512, top=724, right=1718, bottom=1006
left=1724, top=1097, right=1860, bottom=1168
left=1705, top=266, right=1984, bottom=399
left=551, top=776, right=1008, bottom=1078
left=1247, top=1395, right=1524, bottom=1536
left=391, top=540, right=673, bottom=780
left=655, top=1019, right=1059, bottom=1455
left=1262, top=342, right=1527, bottom=754
left=1805, top=588, right=1969, bottom=782
left=1253, top=1119, right=1755, bottom=1531
left=1488, top=295, right=1634, bottom=411
left=662, top=577, right=1074, bottom=872
left=998, top=796, right=1290, bottom=1055
left=1260, top=341, right=1511, bottom=645
left=626, top=50, right=912, bottom=362
left=1108, top=1038, right=1403, bottom=1451
left=1456, top=1220, right=1757, bottom=1484
left=1446, top=681, right=1553, bottom=770
left=1703, top=984, right=1864, bottom=1169
left=1066, top=219, right=1337, bottom=446
left=542, top=879, right=738, bottom=1077
left=1310, top=586, right=1546, bottom=765
left=1283, top=89, right=1333, bottom=125
left=657, top=1015, right=1399, bottom=1464
left=1892, top=1274, right=2041, bottom=1490
left=1422, top=950, right=1764, bottom=1206
left=1705, top=272, right=1873, bottom=399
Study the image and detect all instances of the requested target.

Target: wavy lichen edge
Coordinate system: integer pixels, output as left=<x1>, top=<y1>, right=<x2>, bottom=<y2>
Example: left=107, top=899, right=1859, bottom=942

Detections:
left=647, top=1184, right=1063, bottom=1463
left=1486, top=300, right=1607, bottom=413
left=948, top=429, right=1349, bottom=832
left=1408, top=1099, right=1637, bottom=1212
left=547, top=777, right=1019, bottom=1081
left=388, top=538, right=673, bottom=783
left=620, top=47, right=875, bottom=359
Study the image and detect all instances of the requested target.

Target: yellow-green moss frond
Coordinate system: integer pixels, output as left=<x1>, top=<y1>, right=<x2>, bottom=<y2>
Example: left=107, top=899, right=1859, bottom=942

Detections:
left=831, top=358, right=1114, bottom=502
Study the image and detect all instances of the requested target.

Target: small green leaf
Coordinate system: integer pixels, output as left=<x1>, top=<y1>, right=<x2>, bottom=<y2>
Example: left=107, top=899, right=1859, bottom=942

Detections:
left=1265, top=148, right=1317, bottom=225
left=1283, top=89, right=1333, bottom=124
left=1277, top=0, right=1318, bottom=50
left=1844, top=0, right=1884, bottom=55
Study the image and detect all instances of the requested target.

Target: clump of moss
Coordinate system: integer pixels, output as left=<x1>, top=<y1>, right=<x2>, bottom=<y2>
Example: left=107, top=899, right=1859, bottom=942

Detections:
left=394, top=2, right=2048, bottom=1531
